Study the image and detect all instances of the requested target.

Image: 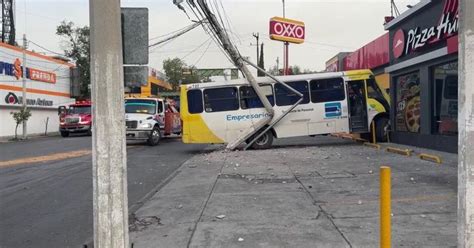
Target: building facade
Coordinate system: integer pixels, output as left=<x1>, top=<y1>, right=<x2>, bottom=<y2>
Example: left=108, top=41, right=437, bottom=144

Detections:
left=384, top=0, right=458, bottom=152
left=0, top=42, right=75, bottom=138
left=323, top=0, right=458, bottom=153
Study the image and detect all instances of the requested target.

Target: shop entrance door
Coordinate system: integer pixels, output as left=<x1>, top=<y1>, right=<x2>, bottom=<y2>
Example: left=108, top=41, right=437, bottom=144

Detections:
left=347, top=80, right=369, bottom=133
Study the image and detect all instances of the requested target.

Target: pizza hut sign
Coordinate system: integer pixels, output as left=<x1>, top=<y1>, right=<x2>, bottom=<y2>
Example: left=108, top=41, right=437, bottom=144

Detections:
left=394, top=0, right=458, bottom=58
left=269, top=17, right=305, bottom=44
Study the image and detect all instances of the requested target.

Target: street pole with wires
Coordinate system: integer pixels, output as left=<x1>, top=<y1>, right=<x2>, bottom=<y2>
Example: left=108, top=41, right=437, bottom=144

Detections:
left=251, top=32, right=259, bottom=64
left=22, top=34, right=27, bottom=139
left=282, top=0, right=289, bottom=75
left=181, top=0, right=275, bottom=150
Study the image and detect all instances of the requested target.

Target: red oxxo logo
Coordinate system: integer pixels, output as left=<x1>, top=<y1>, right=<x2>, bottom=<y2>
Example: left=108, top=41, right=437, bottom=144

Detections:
left=269, top=17, right=305, bottom=44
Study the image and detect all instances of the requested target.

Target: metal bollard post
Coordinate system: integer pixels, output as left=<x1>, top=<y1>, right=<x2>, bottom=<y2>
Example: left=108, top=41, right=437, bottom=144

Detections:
left=380, top=166, right=391, bottom=248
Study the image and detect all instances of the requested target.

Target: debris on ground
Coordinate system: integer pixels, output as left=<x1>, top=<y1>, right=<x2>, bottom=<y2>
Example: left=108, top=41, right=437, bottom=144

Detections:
left=129, top=215, right=162, bottom=232
left=216, top=215, right=226, bottom=219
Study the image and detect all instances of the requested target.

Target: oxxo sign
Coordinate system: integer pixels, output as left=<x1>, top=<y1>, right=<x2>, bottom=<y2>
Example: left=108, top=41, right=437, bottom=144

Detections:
left=269, top=17, right=305, bottom=44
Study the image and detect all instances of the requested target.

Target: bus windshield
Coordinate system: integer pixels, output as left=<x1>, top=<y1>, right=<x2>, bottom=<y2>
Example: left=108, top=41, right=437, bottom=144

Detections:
left=69, top=106, right=91, bottom=114
left=125, top=100, right=157, bottom=114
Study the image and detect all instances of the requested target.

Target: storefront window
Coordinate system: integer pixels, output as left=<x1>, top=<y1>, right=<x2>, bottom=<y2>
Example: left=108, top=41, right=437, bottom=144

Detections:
left=395, top=72, right=421, bottom=133
left=432, top=61, right=458, bottom=136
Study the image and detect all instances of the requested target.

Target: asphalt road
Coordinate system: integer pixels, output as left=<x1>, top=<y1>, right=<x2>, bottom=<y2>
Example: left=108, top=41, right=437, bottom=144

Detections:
left=0, top=135, right=207, bottom=248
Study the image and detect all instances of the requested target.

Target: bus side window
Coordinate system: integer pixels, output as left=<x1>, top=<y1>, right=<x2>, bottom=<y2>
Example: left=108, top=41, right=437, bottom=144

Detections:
left=187, top=90, right=204, bottom=114
left=310, top=77, right=345, bottom=103
left=240, top=85, right=274, bottom=109
left=203, top=87, right=239, bottom=112
left=275, top=81, right=310, bottom=106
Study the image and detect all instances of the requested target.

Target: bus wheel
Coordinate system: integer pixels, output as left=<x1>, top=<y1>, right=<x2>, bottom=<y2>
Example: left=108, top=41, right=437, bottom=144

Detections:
left=147, top=126, right=161, bottom=146
left=251, top=131, right=273, bottom=150
left=375, top=117, right=390, bottom=142
left=60, top=131, right=69, bottom=138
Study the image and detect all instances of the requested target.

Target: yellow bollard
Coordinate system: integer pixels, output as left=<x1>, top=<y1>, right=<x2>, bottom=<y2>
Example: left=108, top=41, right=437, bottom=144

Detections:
left=380, top=166, right=391, bottom=248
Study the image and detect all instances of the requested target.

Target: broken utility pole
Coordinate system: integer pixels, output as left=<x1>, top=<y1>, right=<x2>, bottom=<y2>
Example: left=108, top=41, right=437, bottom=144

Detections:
left=458, top=0, right=474, bottom=246
left=90, top=0, right=129, bottom=247
left=194, top=0, right=275, bottom=149
left=177, top=0, right=303, bottom=150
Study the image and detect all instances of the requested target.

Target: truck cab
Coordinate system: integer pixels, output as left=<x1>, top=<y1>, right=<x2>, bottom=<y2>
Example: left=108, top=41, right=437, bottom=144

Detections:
left=125, top=98, right=165, bottom=146
left=58, top=100, right=92, bottom=137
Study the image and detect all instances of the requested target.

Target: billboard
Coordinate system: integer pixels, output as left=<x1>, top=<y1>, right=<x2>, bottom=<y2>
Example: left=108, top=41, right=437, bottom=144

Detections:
left=269, top=17, right=305, bottom=44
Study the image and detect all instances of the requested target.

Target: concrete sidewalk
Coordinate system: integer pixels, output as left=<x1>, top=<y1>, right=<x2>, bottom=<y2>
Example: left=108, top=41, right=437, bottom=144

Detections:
left=130, top=136, right=457, bottom=248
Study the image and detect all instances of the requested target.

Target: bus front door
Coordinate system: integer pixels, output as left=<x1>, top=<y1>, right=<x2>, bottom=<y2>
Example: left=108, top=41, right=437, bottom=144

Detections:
left=347, top=80, right=369, bottom=133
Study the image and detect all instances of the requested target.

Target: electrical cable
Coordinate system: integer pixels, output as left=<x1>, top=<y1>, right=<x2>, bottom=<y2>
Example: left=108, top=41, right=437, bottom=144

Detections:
left=149, top=23, right=199, bottom=41
left=180, top=37, right=212, bottom=60
left=191, top=40, right=213, bottom=67
left=218, top=0, right=242, bottom=45
left=28, top=40, right=64, bottom=56
left=185, top=1, right=234, bottom=64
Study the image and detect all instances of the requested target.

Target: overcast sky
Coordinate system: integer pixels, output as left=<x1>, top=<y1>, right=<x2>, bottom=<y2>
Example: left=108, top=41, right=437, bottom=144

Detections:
left=14, top=0, right=419, bottom=75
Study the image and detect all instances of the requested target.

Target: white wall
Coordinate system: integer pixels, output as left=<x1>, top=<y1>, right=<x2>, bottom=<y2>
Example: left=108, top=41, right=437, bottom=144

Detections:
left=0, top=106, right=60, bottom=137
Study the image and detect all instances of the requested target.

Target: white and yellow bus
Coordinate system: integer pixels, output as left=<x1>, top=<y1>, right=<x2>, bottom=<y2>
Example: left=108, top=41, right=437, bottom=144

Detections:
left=180, top=69, right=390, bottom=149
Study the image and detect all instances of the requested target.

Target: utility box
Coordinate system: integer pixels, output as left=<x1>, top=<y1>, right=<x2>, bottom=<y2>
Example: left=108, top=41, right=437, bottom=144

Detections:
left=121, top=7, right=149, bottom=87
left=121, top=8, right=149, bottom=65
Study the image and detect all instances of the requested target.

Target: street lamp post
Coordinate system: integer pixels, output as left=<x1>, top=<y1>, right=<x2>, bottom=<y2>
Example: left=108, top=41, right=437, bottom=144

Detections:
left=282, top=0, right=289, bottom=75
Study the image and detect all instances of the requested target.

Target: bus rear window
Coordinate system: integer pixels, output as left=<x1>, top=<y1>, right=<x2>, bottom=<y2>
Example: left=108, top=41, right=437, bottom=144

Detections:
left=310, top=78, right=345, bottom=103
left=187, top=90, right=203, bottom=114
left=204, top=87, right=239, bottom=112
left=275, top=81, right=310, bottom=106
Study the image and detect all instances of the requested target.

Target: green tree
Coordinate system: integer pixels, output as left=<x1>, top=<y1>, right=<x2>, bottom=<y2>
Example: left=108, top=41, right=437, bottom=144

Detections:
left=10, top=108, right=32, bottom=140
left=267, top=64, right=316, bottom=76
left=163, top=58, right=201, bottom=91
left=56, top=21, right=90, bottom=97
left=290, top=65, right=301, bottom=75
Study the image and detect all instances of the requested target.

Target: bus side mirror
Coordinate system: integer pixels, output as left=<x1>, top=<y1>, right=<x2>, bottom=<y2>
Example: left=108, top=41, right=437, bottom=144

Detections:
left=58, top=106, right=66, bottom=115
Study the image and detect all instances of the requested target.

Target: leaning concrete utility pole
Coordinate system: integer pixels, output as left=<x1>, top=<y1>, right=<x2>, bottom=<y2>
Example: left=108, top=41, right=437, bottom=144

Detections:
left=194, top=0, right=275, bottom=150
left=458, top=0, right=474, bottom=246
left=90, top=0, right=129, bottom=247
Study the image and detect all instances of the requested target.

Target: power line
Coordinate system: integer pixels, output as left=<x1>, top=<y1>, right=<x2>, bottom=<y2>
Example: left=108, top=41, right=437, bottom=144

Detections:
left=184, top=2, right=234, bottom=64
left=191, top=40, right=213, bottom=67
left=180, top=37, right=212, bottom=60
left=28, top=40, right=65, bottom=56
left=148, top=20, right=204, bottom=48
left=149, top=23, right=199, bottom=41
left=218, top=0, right=242, bottom=45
